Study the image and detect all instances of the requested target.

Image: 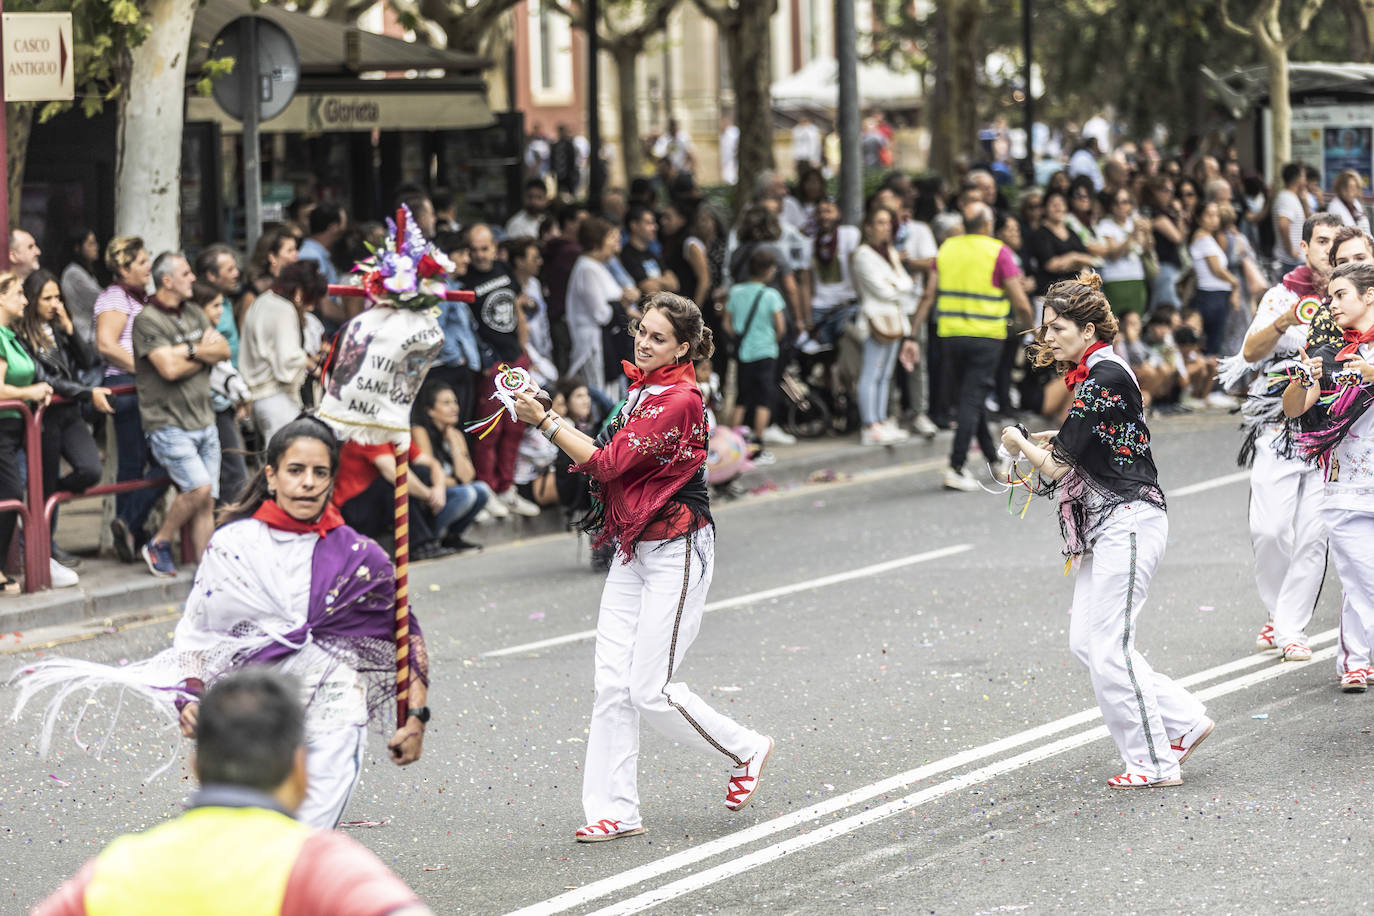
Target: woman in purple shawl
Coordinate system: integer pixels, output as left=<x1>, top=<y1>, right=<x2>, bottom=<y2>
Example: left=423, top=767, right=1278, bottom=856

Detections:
left=10, top=418, right=429, bottom=829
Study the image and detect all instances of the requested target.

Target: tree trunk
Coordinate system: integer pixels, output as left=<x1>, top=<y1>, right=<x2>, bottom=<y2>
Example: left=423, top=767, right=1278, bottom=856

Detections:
left=612, top=44, right=643, bottom=183
left=115, top=0, right=197, bottom=253
left=6, top=103, right=33, bottom=227
left=1336, top=0, right=1374, bottom=60
left=725, top=0, right=777, bottom=212
left=928, top=2, right=952, bottom=177
left=1264, top=44, right=1291, bottom=178
left=929, top=0, right=981, bottom=180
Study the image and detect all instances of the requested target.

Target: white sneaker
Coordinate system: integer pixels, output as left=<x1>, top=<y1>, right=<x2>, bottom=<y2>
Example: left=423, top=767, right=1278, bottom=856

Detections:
left=761, top=425, right=797, bottom=446
left=912, top=414, right=939, bottom=438
left=500, top=488, right=541, bottom=518
left=1205, top=392, right=1237, bottom=409
left=483, top=496, right=511, bottom=519
left=942, top=466, right=980, bottom=492
left=48, top=558, right=78, bottom=588
left=881, top=420, right=910, bottom=441
left=860, top=425, right=892, bottom=446
left=474, top=508, right=494, bottom=524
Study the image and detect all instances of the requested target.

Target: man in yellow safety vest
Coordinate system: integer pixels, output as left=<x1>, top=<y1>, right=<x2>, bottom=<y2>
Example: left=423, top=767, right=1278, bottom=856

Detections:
left=31, top=671, right=433, bottom=916
left=931, top=203, right=1032, bottom=491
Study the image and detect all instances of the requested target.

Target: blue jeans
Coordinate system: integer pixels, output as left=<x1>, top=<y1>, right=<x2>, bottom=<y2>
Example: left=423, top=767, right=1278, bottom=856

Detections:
left=147, top=424, right=222, bottom=499
left=858, top=336, right=900, bottom=426
left=1191, top=288, right=1231, bottom=356
left=109, top=373, right=168, bottom=539
left=1150, top=263, right=1181, bottom=309
left=435, top=481, right=493, bottom=538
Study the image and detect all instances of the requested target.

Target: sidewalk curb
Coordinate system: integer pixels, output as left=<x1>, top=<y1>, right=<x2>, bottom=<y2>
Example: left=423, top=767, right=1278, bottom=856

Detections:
left=0, top=433, right=952, bottom=635
left=0, top=575, right=192, bottom=634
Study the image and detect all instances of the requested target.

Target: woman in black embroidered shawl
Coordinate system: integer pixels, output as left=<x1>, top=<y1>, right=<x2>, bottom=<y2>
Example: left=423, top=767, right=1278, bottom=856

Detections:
left=1000, top=271, right=1213, bottom=789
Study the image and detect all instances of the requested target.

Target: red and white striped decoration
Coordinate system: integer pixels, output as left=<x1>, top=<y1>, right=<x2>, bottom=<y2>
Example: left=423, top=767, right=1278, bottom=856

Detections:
left=393, top=441, right=411, bottom=728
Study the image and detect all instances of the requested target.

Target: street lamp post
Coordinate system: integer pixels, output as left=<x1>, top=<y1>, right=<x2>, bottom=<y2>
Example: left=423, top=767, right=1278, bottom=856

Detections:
left=1021, top=0, right=1034, bottom=182
left=587, top=0, right=603, bottom=208
left=836, top=0, right=861, bottom=226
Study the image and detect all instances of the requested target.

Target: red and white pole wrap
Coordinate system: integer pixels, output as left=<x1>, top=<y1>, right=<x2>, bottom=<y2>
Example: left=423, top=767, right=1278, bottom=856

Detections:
left=393, top=440, right=411, bottom=729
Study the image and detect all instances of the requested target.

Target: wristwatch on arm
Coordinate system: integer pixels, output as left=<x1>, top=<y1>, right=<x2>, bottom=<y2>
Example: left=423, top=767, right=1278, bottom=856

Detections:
left=407, top=706, right=431, bottom=726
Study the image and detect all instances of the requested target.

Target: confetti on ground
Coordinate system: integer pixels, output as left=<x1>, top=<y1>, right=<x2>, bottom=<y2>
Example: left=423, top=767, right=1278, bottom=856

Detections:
left=48, top=775, right=69, bottom=787
left=1252, top=713, right=1269, bottom=719
left=339, top=819, right=390, bottom=828
left=428, top=584, right=441, bottom=592
left=529, top=612, right=545, bottom=620
left=1198, top=605, right=1215, bottom=611
left=421, top=864, right=450, bottom=871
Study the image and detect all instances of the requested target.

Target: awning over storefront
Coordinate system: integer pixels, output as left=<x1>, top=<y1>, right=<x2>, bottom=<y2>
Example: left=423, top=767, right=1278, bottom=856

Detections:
left=187, top=0, right=495, bottom=132
left=187, top=89, right=494, bottom=134
left=191, top=0, right=488, bottom=76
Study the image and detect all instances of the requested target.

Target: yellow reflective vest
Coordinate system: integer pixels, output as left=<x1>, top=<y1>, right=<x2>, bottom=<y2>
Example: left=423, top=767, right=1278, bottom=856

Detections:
left=935, top=234, right=1011, bottom=340
left=84, top=806, right=311, bottom=916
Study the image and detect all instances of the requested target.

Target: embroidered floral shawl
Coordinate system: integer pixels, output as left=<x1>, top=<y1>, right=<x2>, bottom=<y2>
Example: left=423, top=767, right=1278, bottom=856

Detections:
left=572, top=378, right=712, bottom=559
left=1033, top=353, right=1167, bottom=555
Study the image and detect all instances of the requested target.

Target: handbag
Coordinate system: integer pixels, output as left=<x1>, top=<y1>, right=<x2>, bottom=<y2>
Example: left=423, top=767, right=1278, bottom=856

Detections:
left=866, top=308, right=905, bottom=342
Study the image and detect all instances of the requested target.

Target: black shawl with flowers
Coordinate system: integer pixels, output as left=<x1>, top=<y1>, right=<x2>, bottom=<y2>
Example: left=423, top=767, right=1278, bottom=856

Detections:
left=1033, top=357, right=1167, bottom=555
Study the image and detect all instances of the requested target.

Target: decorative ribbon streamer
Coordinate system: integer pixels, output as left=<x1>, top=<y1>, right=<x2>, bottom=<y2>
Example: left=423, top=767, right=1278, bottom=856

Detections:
left=463, top=364, right=551, bottom=440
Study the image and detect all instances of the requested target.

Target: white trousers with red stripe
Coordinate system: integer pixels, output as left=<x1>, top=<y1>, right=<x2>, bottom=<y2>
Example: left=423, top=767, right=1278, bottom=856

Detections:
left=1323, top=509, right=1374, bottom=676
left=582, top=529, right=766, bottom=829
left=1068, top=504, right=1207, bottom=781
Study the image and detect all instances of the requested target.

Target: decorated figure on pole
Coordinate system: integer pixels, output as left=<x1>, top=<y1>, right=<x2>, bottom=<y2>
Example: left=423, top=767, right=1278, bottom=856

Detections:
left=317, top=204, right=478, bottom=729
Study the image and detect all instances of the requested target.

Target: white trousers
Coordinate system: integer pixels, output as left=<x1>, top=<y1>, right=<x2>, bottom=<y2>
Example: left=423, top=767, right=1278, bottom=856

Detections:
left=1248, top=437, right=1329, bottom=647
left=1069, top=504, right=1207, bottom=780
left=582, top=530, right=765, bottom=828
left=296, top=723, right=367, bottom=829
left=1324, top=509, right=1374, bottom=675
left=252, top=392, right=302, bottom=445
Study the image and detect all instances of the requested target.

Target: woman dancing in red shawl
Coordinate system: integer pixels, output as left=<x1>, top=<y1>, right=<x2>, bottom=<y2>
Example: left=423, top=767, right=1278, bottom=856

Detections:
left=513, top=292, right=773, bottom=843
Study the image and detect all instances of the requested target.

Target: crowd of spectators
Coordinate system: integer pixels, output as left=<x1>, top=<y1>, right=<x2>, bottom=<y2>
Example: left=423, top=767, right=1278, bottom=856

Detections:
left=1, top=127, right=1367, bottom=586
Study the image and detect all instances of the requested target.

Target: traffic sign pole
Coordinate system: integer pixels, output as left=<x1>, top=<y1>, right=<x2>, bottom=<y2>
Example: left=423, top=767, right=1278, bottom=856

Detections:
left=241, top=16, right=262, bottom=255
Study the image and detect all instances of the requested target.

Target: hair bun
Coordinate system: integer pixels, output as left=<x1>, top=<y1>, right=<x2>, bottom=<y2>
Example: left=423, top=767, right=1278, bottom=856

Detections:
left=1076, top=269, right=1103, bottom=291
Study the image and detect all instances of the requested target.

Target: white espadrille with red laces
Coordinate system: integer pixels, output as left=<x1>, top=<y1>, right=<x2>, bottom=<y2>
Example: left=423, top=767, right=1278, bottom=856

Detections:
left=724, top=736, right=774, bottom=811
left=1107, top=772, right=1183, bottom=789
left=1169, top=716, right=1215, bottom=765
left=574, top=819, right=646, bottom=843
left=1341, top=668, right=1371, bottom=693
left=1281, top=642, right=1312, bottom=662
left=1256, top=621, right=1276, bottom=650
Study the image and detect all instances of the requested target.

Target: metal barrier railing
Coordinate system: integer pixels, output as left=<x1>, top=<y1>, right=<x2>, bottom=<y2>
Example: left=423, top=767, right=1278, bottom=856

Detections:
left=11, top=384, right=187, bottom=592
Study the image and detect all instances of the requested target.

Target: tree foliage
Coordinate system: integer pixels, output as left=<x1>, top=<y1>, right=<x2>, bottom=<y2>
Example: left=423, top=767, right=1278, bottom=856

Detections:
left=869, top=0, right=1355, bottom=167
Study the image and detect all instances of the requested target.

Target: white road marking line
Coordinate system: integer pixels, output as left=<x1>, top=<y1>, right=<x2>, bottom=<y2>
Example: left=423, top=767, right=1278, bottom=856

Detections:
left=1169, top=470, right=1250, bottom=498
left=582, top=644, right=1338, bottom=915
left=481, top=543, right=976, bottom=658
left=502, top=633, right=1336, bottom=916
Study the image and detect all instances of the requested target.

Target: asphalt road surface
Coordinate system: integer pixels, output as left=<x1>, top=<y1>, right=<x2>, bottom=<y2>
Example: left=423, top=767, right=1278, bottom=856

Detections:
left=4, top=411, right=1372, bottom=915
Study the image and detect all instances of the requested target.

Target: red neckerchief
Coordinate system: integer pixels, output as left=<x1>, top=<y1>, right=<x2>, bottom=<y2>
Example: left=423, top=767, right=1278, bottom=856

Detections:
left=253, top=499, right=344, bottom=537
left=1281, top=265, right=1322, bottom=299
left=1063, top=340, right=1110, bottom=389
left=147, top=293, right=184, bottom=316
left=1338, top=325, right=1374, bottom=361
left=621, top=359, right=698, bottom=391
